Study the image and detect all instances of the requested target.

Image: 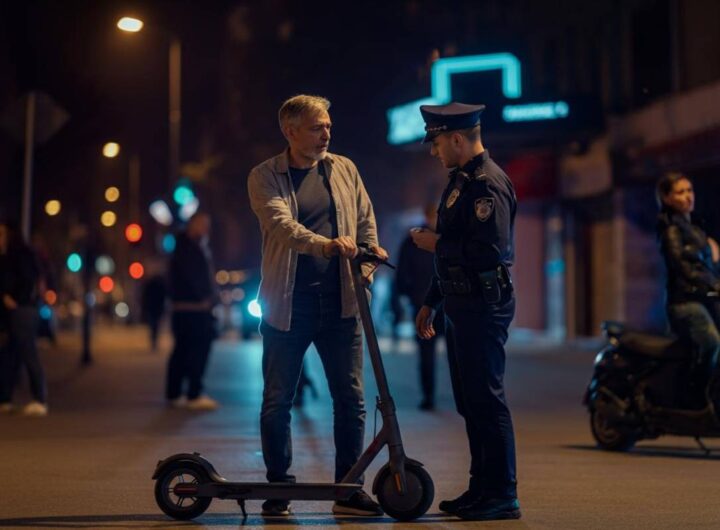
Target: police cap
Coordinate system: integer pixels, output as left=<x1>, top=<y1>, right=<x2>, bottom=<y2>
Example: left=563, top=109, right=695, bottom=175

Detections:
left=419, top=102, right=486, bottom=143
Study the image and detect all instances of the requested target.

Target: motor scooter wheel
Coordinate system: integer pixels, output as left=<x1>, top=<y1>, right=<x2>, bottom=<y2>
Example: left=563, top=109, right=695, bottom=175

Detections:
left=590, top=408, right=636, bottom=452
left=154, top=462, right=212, bottom=520
left=375, top=462, right=434, bottom=521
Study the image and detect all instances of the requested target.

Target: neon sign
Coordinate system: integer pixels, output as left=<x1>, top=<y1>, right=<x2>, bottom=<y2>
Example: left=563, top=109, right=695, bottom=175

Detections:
left=387, top=52, right=569, bottom=144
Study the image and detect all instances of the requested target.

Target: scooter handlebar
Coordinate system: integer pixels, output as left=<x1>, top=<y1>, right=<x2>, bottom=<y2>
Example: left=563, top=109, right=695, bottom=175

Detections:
left=354, top=247, right=396, bottom=269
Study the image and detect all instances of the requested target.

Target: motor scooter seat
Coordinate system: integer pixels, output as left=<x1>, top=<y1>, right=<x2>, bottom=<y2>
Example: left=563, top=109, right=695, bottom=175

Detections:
left=602, top=321, right=687, bottom=360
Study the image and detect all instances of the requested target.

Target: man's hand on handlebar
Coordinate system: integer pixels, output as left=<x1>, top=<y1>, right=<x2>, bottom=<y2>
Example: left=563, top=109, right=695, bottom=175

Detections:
left=323, top=236, right=358, bottom=258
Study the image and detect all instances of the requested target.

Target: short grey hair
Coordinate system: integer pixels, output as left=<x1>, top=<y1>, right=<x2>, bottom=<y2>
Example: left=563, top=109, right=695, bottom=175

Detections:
left=278, top=94, right=331, bottom=130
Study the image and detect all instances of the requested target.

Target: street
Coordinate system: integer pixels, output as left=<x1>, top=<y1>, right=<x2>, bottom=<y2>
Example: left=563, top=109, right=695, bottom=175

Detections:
left=1, top=325, right=719, bottom=529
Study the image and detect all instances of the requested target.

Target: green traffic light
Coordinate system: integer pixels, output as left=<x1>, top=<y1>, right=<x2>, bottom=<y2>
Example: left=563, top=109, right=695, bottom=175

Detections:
left=67, top=253, right=83, bottom=272
left=173, top=184, right=194, bottom=206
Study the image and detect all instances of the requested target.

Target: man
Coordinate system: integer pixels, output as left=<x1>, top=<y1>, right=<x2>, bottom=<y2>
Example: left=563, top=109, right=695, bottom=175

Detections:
left=247, top=94, right=388, bottom=517
left=166, top=212, right=219, bottom=411
left=412, top=102, right=521, bottom=521
left=395, top=203, right=444, bottom=410
left=0, top=220, right=47, bottom=416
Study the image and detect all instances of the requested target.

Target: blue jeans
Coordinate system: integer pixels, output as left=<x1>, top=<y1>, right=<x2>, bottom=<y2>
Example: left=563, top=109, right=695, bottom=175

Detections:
left=260, top=291, right=365, bottom=483
left=0, top=306, right=46, bottom=404
left=668, top=302, right=720, bottom=369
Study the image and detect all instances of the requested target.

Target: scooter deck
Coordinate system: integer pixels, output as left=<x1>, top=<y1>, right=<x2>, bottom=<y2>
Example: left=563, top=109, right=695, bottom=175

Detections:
left=193, top=481, right=362, bottom=501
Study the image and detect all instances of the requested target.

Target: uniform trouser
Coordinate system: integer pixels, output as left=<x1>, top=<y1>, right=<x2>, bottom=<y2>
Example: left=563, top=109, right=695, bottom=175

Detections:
left=0, top=306, right=46, bottom=404
left=444, top=293, right=517, bottom=499
left=415, top=334, right=437, bottom=403
left=260, top=291, right=365, bottom=484
left=166, top=311, right=214, bottom=400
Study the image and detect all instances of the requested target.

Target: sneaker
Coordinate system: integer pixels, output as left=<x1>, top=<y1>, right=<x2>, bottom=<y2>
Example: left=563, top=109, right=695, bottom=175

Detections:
left=438, top=489, right=482, bottom=514
left=261, top=499, right=291, bottom=516
left=186, top=395, right=219, bottom=411
left=333, top=490, right=383, bottom=516
left=455, top=497, right=521, bottom=521
left=0, top=402, right=14, bottom=414
left=22, top=401, right=48, bottom=417
left=167, top=397, right=187, bottom=409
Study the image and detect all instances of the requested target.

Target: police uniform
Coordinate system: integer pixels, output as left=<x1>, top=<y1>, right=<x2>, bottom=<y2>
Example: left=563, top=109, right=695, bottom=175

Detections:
left=420, top=103, right=520, bottom=517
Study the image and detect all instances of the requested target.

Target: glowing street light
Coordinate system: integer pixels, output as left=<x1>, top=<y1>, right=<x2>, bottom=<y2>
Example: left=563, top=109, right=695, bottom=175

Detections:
left=102, top=142, right=120, bottom=158
left=117, top=17, right=144, bottom=32
left=101, top=211, right=117, bottom=227
left=45, top=200, right=61, bottom=216
left=105, top=186, right=120, bottom=202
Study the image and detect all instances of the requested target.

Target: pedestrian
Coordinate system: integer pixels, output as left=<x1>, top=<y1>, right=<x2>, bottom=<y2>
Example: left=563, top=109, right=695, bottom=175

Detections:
left=395, top=203, right=445, bottom=410
left=0, top=220, right=48, bottom=416
left=247, top=94, right=388, bottom=517
left=166, top=212, right=219, bottom=411
left=412, top=102, right=521, bottom=521
left=655, top=172, right=720, bottom=406
left=142, top=274, right=167, bottom=351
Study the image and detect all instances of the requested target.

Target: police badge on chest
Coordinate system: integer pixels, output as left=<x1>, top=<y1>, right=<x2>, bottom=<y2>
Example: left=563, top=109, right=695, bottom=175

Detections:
left=475, top=197, right=494, bottom=221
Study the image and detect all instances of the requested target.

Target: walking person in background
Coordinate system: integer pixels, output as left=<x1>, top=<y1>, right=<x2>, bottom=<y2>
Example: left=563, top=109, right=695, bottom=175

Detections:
left=0, top=220, right=47, bottom=416
left=166, top=212, right=220, bottom=411
left=395, top=203, right=445, bottom=411
left=142, top=274, right=167, bottom=351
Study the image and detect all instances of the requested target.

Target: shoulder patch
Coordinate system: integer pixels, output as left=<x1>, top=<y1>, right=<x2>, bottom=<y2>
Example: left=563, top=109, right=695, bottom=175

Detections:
left=474, top=197, right=494, bottom=221
left=446, top=188, right=461, bottom=208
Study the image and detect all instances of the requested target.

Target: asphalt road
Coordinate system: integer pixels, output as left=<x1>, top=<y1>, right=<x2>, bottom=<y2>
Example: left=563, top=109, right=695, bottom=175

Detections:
left=1, top=324, right=719, bottom=529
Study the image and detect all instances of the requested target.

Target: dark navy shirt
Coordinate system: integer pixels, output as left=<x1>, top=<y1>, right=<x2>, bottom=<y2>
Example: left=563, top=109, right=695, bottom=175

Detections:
left=290, top=163, right=340, bottom=293
left=423, top=150, right=517, bottom=308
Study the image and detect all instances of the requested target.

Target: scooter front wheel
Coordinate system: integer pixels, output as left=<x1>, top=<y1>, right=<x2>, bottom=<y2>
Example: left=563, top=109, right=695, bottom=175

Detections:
left=375, top=462, right=434, bottom=521
left=154, top=462, right=212, bottom=520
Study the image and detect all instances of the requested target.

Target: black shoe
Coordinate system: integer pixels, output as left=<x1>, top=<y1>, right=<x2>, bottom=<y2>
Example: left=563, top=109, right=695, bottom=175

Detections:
left=333, top=490, right=384, bottom=516
left=438, top=489, right=482, bottom=514
left=261, top=499, right=291, bottom=516
left=455, top=497, right=521, bottom=521
left=418, top=398, right=435, bottom=411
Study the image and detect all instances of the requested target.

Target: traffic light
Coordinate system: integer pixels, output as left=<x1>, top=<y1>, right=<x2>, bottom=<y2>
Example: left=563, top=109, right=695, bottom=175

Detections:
left=125, top=223, right=143, bottom=243
left=66, top=253, right=83, bottom=272
left=129, top=261, right=144, bottom=280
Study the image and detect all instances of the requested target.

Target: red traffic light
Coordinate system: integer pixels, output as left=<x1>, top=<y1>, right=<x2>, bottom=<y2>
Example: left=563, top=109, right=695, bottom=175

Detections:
left=98, top=276, right=114, bottom=293
left=129, top=261, right=145, bottom=280
left=125, top=223, right=143, bottom=243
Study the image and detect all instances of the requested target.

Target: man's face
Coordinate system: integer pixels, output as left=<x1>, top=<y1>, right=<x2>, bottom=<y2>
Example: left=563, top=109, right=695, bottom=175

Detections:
left=286, top=110, right=331, bottom=162
left=429, top=133, right=460, bottom=168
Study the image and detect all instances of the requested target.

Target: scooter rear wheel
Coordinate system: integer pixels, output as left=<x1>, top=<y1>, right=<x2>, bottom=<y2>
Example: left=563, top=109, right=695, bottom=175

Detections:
left=154, top=462, right=212, bottom=520
left=375, top=462, right=434, bottom=521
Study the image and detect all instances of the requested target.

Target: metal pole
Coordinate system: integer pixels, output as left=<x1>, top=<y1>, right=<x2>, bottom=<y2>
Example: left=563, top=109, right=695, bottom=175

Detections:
left=21, top=92, right=36, bottom=241
left=169, top=38, right=181, bottom=189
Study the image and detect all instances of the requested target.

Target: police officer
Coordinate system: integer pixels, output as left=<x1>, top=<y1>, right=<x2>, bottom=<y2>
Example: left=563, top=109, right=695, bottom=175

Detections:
left=411, top=102, right=520, bottom=521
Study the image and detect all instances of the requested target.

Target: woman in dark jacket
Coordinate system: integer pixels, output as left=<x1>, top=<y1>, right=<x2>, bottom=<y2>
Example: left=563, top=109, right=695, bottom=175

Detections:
left=656, top=172, right=720, bottom=396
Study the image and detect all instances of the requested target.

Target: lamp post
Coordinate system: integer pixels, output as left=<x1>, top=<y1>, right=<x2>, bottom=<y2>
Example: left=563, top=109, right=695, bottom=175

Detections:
left=117, top=16, right=181, bottom=189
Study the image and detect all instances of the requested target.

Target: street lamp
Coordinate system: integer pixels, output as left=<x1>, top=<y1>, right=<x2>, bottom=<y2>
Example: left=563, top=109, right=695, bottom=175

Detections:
left=117, top=16, right=181, bottom=189
left=117, top=17, right=143, bottom=32
left=102, top=142, right=120, bottom=158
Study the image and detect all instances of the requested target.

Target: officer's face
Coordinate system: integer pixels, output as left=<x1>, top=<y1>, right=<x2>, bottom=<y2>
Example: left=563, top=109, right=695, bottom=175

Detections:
left=663, top=178, right=694, bottom=215
left=429, top=134, right=459, bottom=168
left=285, top=110, right=332, bottom=163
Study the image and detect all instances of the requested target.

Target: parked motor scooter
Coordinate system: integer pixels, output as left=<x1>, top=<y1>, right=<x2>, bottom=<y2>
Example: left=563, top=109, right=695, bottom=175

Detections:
left=584, top=321, right=720, bottom=453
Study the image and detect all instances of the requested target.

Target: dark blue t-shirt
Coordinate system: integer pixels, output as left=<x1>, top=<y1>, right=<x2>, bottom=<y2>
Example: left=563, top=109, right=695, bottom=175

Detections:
left=290, top=163, right=340, bottom=292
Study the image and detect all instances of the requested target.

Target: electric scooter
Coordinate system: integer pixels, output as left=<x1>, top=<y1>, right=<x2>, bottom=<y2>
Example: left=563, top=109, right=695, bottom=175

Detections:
left=152, top=248, right=435, bottom=521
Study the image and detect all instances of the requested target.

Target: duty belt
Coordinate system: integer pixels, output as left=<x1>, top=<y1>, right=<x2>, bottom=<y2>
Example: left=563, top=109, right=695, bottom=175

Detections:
left=438, top=264, right=512, bottom=298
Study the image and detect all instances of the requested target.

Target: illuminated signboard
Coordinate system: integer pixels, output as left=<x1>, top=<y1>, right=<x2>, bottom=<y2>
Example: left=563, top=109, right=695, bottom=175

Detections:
left=387, top=52, right=569, bottom=144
